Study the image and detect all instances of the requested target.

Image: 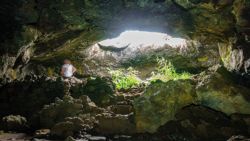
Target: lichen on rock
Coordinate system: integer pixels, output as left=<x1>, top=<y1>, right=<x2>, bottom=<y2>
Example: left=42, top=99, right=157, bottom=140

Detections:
left=0, top=115, right=28, bottom=132
left=134, top=65, right=250, bottom=133
left=134, top=79, right=196, bottom=133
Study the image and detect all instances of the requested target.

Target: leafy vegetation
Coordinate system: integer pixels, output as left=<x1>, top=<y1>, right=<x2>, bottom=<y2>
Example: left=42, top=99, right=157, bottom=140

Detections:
left=108, top=67, right=141, bottom=90
left=109, top=58, right=192, bottom=90
left=150, top=57, right=192, bottom=82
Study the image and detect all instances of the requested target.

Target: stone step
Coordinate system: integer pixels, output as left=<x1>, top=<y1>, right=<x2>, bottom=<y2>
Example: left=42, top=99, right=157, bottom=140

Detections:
left=108, top=105, right=133, bottom=115
left=88, top=136, right=106, bottom=141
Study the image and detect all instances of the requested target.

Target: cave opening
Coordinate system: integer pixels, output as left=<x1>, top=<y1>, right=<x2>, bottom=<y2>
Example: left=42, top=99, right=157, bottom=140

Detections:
left=84, top=30, right=194, bottom=83
left=98, top=30, right=188, bottom=50
left=0, top=0, right=250, bottom=141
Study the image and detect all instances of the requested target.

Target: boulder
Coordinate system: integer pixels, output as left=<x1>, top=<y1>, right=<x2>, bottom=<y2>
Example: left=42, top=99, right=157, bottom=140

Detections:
left=155, top=105, right=250, bottom=141
left=134, top=66, right=250, bottom=133
left=95, top=113, right=136, bottom=135
left=71, top=77, right=115, bottom=106
left=38, top=95, right=103, bottom=128
left=0, top=115, right=28, bottom=132
left=196, top=66, right=250, bottom=115
left=133, top=79, right=196, bottom=133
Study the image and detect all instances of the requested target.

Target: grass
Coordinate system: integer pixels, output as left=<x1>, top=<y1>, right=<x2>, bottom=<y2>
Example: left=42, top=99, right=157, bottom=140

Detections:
left=109, top=58, right=192, bottom=90
left=108, top=67, right=141, bottom=90
left=150, top=57, right=192, bottom=82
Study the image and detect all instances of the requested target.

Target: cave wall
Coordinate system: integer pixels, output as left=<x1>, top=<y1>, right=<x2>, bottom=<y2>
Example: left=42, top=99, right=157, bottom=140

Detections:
left=0, top=0, right=250, bottom=82
left=0, top=1, right=250, bottom=139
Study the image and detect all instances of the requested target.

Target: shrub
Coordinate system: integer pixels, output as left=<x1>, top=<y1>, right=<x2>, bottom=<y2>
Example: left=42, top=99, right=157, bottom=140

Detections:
left=150, top=57, right=191, bottom=82
left=108, top=67, right=141, bottom=90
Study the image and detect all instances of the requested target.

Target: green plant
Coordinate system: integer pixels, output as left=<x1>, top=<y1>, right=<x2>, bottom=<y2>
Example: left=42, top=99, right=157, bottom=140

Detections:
left=150, top=57, right=192, bottom=82
left=108, top=67, right=141, bottom=90
left=47, top=67, right=56, bottom=77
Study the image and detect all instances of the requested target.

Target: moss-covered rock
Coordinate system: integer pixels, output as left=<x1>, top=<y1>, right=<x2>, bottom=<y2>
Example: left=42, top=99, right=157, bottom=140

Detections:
left=0, top=115, right=28, bottom=132
left=133, top=66, right=250, bottom=133
left=196, top=67, right=250, bottom=115
left=71, top=77, right=115, bottom=106
left=134, top=79, right=196, bottom=133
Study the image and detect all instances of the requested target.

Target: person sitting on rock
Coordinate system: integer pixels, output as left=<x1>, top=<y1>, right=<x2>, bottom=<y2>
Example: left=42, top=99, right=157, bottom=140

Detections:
left=61, top=59, right=82, bottom=84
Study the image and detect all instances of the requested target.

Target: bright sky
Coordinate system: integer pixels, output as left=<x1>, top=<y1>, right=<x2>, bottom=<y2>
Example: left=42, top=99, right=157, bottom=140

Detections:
left=86, top=30, right=189, bottom=62
left=98, top=30, right=187, bottom=49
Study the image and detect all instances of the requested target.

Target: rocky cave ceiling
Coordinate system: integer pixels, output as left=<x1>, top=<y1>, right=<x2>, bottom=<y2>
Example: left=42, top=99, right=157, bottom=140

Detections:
left=0, top=0, right=249, bottom=81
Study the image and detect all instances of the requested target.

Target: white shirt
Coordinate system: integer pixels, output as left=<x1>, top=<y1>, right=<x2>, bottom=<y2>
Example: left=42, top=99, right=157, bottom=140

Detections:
left=62, top=64, right=74, bottom=77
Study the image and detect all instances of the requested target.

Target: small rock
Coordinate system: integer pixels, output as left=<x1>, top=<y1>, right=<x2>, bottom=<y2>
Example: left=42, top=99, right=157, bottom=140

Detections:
left=96, top=113, right=136, bottom=134
left=88, top=136, right=106, bottom=141
left=51, top=122, right=75, bottom=138
left=34, top=129, right=50, bottom=138
left=108, top=105, right=133, bottom=115
left=115, top=95, right=125, bottom=101
left=65, top=136, right=76, bottom=141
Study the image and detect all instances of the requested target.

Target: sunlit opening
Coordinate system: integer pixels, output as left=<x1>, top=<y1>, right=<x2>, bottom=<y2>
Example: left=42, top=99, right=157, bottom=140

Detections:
left=98, top=30, right=187, bottom=49
left=86, top=30, right=190, bottom=62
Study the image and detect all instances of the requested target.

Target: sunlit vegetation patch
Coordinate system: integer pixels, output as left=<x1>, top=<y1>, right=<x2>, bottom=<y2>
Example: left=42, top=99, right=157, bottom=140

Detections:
left=108, top=67, right=141, bottom=90
left=150, top=57, right=192, bottom=82
left=109, top=57, right=192, bottom=90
